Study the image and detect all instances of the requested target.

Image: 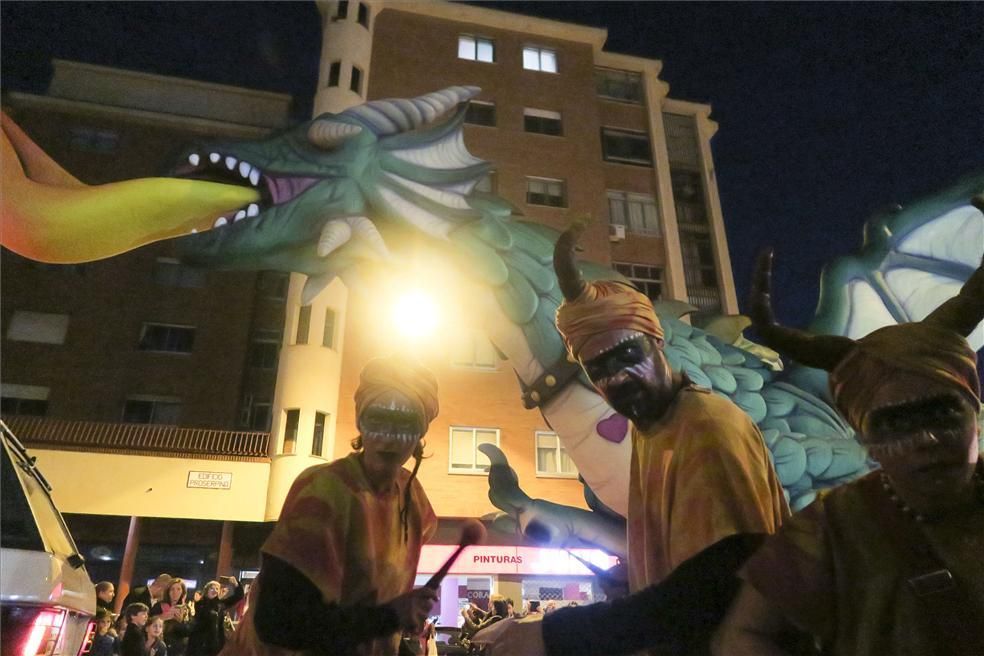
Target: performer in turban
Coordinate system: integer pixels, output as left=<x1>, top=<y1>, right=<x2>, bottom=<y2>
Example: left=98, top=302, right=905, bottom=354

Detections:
left=713, top=251, right=984, bottom=656
left=223, top=354, right=440, bottom=656
left=480, top=224, right=788, bottom=656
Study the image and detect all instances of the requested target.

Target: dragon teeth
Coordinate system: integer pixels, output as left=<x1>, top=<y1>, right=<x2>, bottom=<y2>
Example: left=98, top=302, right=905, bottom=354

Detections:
left=225, top=156, right=237, bottom=171
left=234, top=210, right=246, bottom=222
left=239, top=161, right=251, bottom=178
left=249, top=169, right=260, bottom=186
left=188, top=153, right=200, bottom=166
left=247, top=203, right=259, bottom=217
left=214, top=217, right=228, bottom=228
left=209, top=152, right=221, bottom=164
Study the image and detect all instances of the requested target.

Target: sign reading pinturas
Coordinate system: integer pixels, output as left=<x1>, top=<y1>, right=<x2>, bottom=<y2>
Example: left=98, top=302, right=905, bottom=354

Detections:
left=187, top=471, right=233, bottom=490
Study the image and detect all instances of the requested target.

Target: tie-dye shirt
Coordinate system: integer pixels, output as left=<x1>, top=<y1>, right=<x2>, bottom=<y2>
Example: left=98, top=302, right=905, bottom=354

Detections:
left=228, top=452, right=436, bottom=656
left=627, top=386, right=788, bottom=592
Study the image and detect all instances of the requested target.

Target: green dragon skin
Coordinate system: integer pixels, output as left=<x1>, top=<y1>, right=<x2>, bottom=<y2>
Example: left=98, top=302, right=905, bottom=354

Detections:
left=3, top=88, right=981, bottom=554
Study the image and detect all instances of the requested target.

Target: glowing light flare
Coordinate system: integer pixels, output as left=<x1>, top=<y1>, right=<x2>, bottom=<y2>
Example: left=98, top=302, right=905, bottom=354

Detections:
left=392, top=289, right=440, bottom=339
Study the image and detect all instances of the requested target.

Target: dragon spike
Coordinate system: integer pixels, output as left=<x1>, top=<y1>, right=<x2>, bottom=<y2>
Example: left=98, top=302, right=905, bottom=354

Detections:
left=554, top=222, right=589, bottom=302
left=748, top=249, right=856, bottom=371
left=346, top=215, right=390, bottom=259
left=317, top=219, right=353, bottom=257
left=308, top=120, right=363, bottom=150
left=340, top=86, right=481, bottom=136
left=301, top=272, right=337, bottom=306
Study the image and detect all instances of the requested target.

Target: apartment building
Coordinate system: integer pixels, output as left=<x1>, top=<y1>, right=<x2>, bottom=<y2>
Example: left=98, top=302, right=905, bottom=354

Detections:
left=1, top=1, right=735, bottom=618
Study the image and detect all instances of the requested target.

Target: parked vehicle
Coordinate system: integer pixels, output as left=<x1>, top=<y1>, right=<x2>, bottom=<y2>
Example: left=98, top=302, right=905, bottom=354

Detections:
left=1, top=420, right=97, bottom=655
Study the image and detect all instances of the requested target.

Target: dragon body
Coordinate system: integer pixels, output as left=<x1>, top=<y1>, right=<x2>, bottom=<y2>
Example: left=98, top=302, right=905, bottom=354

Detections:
left=3, top=88, right=982, bottom=556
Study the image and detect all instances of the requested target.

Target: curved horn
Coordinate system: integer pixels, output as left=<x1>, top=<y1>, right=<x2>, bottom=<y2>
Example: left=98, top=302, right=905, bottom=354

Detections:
left=554, top=223, right=588, bottom=302
left=339, top=86, right=480, bottom=135
left=923, top=256, right=984, bottom=337
left=307, top=120, right=363, bottom=149
left=748, top=249, right=855, bottom=371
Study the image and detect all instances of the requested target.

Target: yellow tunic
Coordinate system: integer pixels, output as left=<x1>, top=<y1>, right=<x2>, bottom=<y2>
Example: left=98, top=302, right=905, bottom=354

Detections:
left=743, top=465, right=984, bottom=656
left=225, top=452, right=437, bottom=656
left=627, top=386, right=788, bottom=592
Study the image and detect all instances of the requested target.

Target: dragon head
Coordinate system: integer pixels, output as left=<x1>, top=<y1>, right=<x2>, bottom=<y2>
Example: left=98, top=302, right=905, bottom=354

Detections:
left=2, top=86, right=491, bottom=300
left=171, top=86, right=490, bottom=300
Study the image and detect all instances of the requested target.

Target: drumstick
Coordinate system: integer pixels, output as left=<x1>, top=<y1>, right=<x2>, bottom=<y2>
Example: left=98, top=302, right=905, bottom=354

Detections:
left=424, top=519, right=486, bottom=590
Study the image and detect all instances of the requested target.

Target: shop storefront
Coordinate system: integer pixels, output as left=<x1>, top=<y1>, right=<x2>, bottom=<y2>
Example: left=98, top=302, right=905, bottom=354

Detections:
left=415, top=545, right=618, bottom=627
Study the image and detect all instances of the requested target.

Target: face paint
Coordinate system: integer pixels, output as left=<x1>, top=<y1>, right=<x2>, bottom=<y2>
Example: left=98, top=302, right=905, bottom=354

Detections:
left=863, top=393, right=979, bottom=498
left=358, top=389, right=424, bottom=484
left=579, top=331, right=674, bottom=425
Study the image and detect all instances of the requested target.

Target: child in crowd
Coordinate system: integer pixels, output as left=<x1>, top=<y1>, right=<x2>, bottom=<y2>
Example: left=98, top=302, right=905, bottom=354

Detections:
left=121, top=603, right=150, bottom=656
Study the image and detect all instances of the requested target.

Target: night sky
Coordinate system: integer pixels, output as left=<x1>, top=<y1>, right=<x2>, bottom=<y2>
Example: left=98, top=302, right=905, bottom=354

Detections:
left=3, top=1, right=982, bottom=327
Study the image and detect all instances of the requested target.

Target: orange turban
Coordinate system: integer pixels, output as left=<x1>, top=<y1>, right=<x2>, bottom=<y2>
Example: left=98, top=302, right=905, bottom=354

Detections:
left=829, top=322, right=981, bottom=433
left=555, top=280, right=664, bottom=358
left=354, top=354, right=440, bottom=427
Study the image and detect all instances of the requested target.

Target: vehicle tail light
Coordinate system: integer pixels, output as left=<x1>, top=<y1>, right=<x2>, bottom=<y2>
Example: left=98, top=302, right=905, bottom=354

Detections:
left=76, top=619, right=97, bottom=655
left=21, top=608, right=65, bottom=656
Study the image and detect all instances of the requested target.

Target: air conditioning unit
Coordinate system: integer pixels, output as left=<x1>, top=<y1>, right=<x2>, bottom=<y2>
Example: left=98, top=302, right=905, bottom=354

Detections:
left=609, top=224, right=626, bottom=242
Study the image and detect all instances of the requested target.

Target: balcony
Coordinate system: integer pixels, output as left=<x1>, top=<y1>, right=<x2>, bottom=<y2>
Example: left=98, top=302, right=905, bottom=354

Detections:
left=4, top=415, right=270, bottom=462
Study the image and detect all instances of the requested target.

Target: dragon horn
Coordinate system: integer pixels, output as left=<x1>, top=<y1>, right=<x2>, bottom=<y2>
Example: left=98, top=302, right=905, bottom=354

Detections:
left=748, top=249, right=855, bottom=371
left=308, top=121, right=363, bottom=149
left=554, top=222, right=588, bottom=302
left=923, top=196, right=984, bottom=336
left=339, top=86, right=481, bottom=135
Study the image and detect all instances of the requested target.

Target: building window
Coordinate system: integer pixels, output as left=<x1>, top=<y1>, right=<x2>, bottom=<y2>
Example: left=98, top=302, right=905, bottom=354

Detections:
left=350, top=66, right=363, bottom=95
left=663, top=113, right=700, bottom=168
left=474, top=170, right=496, bottom=194
left=449, top=427, right=499, bottom=474
left=523, top=46, right=557, bottom=73
left=595, top=68, right=643, bottom=103
left=250, top=329, right=281, bottom=369
left=672, top=169, right=720, bottom=313
left=526, top=177, right=566, bottom=208
left=601, top=128, right=653, bottom=166
left=523, top=108, right=563, bottom=136
left=283, top=409, right=299, bottom=454
left=123, top=396, right=182, bottom=425
left=323, top=308, right=336, bottom=348
left=154, top=257, right=206, bottom=288
left=451, top=330, right=497, bottom=369
left=246, top=398, right=272, bottom=431
left=357, top=2, right=369, bottom=28
left=327, top=61, right=341, bottom=87
left=0, top=384, right=49, bottom=417
left=335, top=1, right=348, bottom=19
left=465, top=101, right=496, bottom=127
left=458, top=35, right=495, bottom=63
left=312, top=411, right=328, bottom=457
left=535, top=431, right=577, bottom=477
left=607, top=190, right=660, bottom=236
left=296, top=306, right=311, bottom=344
left=614, top=262, right=663, bottom=303
left=6, top=311, right=70, bottom=345
left=258, top=271, right=289, bottom=301
left=672, top=170, right=709, bottom=226
left=138, top=323, right=195, bottom=353
left=69, top=127, right=119, bottom=154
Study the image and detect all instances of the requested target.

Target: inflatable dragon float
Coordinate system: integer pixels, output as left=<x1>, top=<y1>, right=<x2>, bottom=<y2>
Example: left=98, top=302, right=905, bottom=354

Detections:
left=3, top=87, right=982, bottom=558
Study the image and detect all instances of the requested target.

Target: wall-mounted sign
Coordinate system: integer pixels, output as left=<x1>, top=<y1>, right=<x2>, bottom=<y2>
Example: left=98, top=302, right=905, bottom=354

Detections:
left=418, top=545, right=618, bottom=576
left=186, top=471, right=233, bottom=490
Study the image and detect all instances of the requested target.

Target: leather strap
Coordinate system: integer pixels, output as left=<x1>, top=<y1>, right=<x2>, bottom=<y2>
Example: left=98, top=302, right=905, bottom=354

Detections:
left=518, top=355, right=586, bottom=409
left=861, top=475, right=984, bottom=653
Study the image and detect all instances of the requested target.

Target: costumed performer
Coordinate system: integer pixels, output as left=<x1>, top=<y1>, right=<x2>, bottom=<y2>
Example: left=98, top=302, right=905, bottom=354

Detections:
left=222, top=354, right=440, bottom=656
left=713, top=251, right=984, bottom=656
left=479, top=224, right=789, bottom=656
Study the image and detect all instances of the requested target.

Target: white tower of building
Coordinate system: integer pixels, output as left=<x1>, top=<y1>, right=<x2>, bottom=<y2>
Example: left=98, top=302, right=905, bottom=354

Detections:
left=265, top=0, right=379, bottom=519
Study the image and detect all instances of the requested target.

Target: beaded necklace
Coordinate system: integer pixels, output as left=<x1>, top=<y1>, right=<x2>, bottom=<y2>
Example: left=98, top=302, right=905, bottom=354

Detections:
left=879, top=462, right=984, bottom=523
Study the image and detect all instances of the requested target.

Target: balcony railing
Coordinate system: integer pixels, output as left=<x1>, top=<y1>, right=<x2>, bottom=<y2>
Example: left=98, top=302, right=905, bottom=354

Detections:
left=3, top=415, right=270, bottom=462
